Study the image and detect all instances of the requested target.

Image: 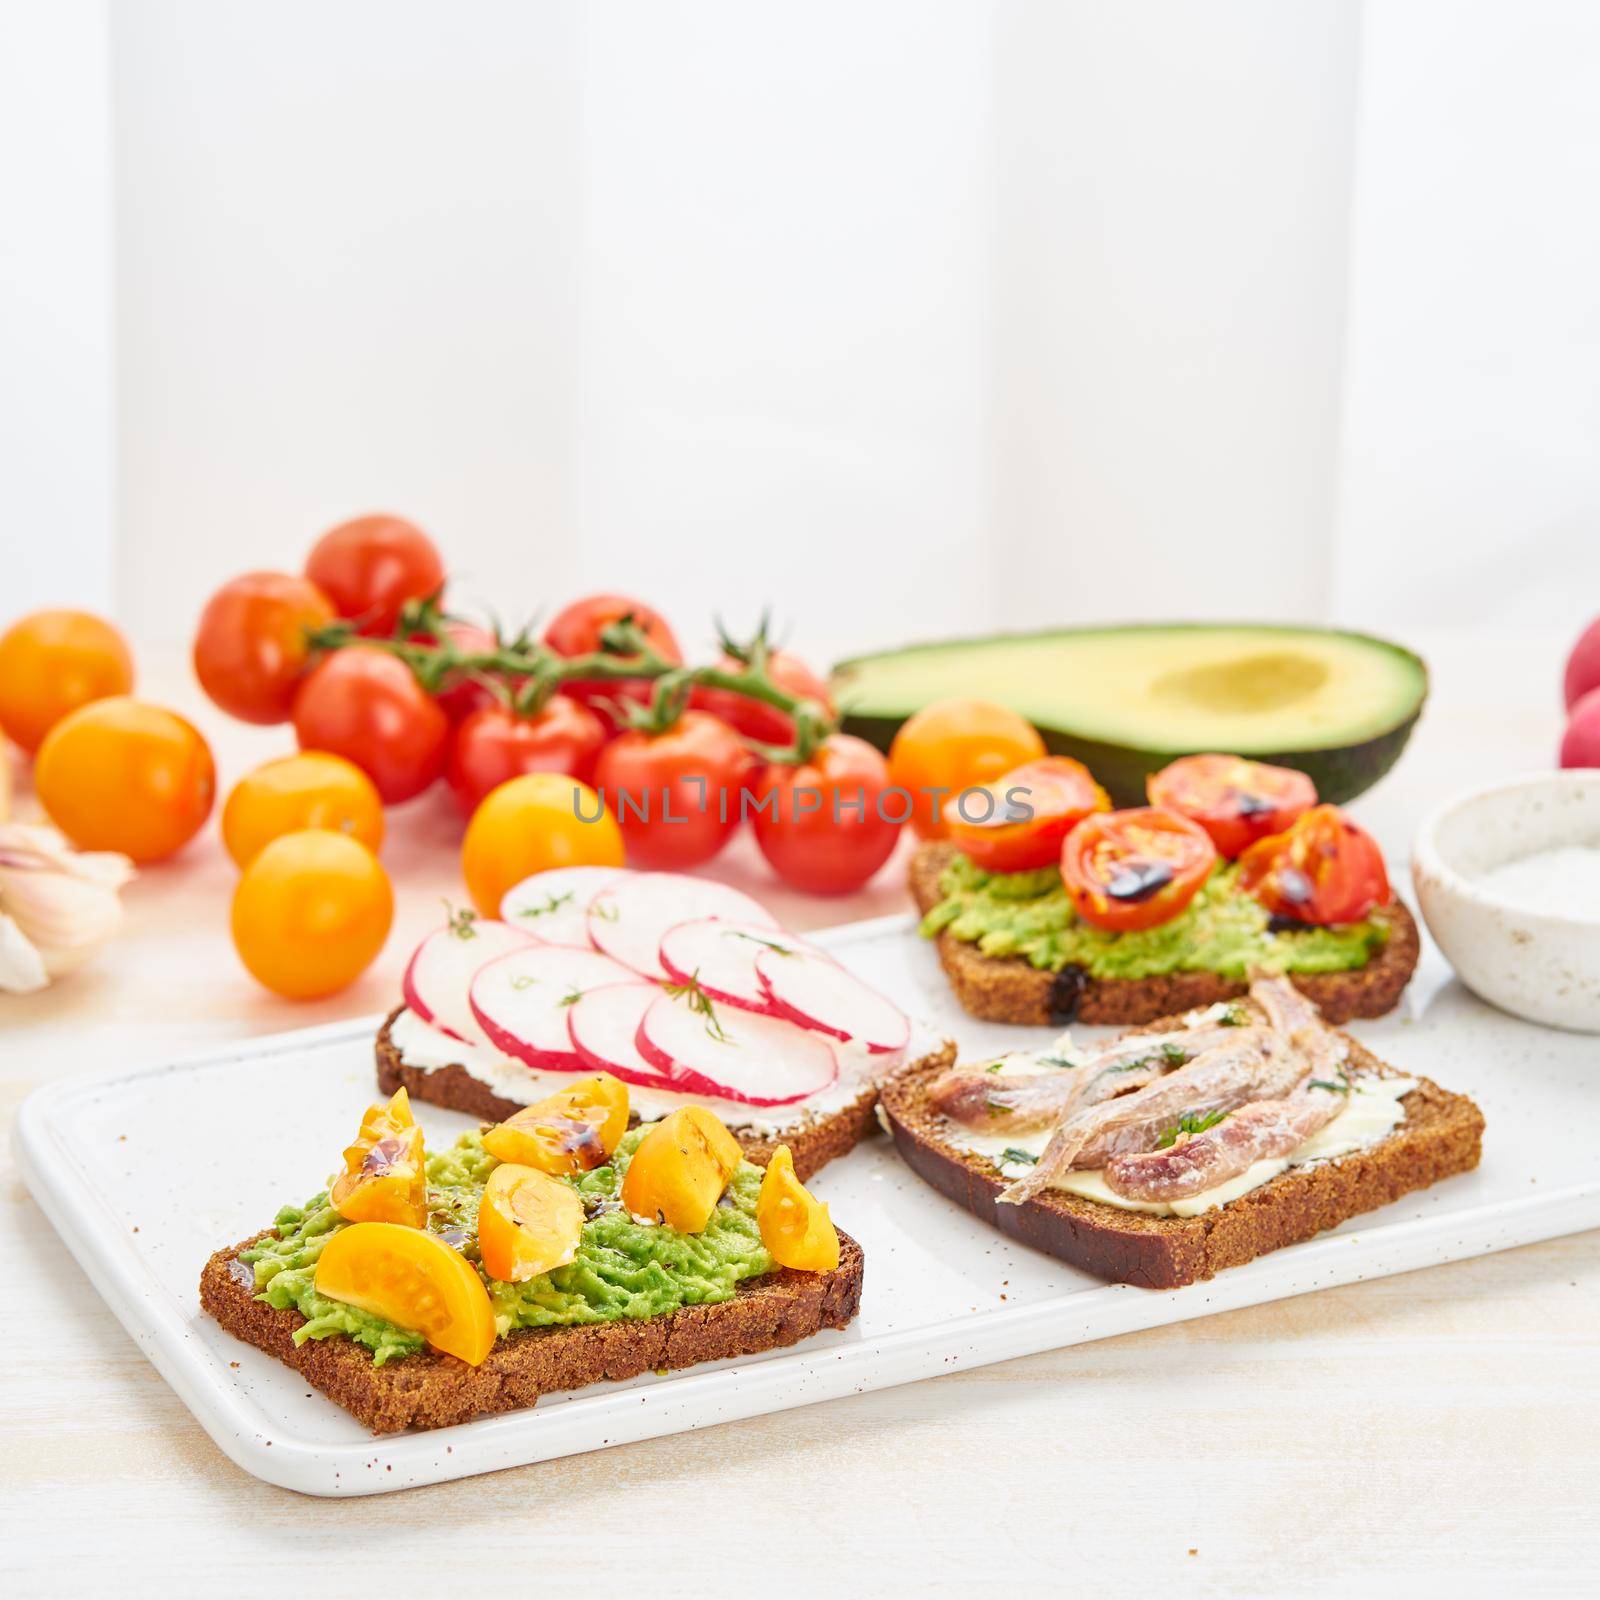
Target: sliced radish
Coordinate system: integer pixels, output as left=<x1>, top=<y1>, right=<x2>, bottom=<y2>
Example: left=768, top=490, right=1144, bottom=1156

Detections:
left=755, top=946, right=910, bottom=1054
left=587, top=873, right=778, bottom=981
left=658, top=919, right=826, bottom=1013
left=401, top=914, right=536, bottom=1046
left=566, top=983, right=679, bottom=1089
left=500, top=865, right=629, bottom=948
left=470, top=945, right=637, bottom=1071
left=636, top=991, right=837, bottom=1106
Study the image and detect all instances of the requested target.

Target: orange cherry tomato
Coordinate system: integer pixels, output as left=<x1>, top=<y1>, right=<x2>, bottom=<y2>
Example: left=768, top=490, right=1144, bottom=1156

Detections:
left=1147, top=754, right=1317, bottom=859
left=221, top=751, right=384, bottom=868
left=0, top=609, right=134, bottom=753
left=314, top=1221, right=496, bottom=1366
left=192, top=572, right=335, bottom=724
left=330, top=1088, right=427, bottom=1228
left=620, top=1107, right=742, bottom=1233
left=461, top=772, right=624, bottom=918
left=1060, top=806, right=1218, bottom=932
left=477, top=1163, right=586, bottom=1283
left=34, top=697, right=214, bottom=862
left=756, top=1144, right=840, bottom=1271
left=481, top=1074, right=630, bottom=1176
left=886, top=698, right=1047, bottom=840
left=305, top=514, right=445, bottom=636
left=945, top=755, right=1110, bottom=873
left=1236, top=804, right=1393, bottom=926
left=230, top=830, right=393, bottom=999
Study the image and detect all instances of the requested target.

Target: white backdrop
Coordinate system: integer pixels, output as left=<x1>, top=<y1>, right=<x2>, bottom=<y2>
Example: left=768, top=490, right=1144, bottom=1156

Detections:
left=4, top=1, right=1600, bottom=660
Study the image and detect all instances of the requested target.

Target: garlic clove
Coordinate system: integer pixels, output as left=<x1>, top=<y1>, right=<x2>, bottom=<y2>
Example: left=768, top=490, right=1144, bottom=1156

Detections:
left=0, top=864, right=126, bottom=976
left=0, top=909, right=50, bottom=994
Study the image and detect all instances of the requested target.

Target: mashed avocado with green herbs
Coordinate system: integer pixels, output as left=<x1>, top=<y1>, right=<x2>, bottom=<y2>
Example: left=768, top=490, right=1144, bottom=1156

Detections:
left=920, top=852, right=1386, bottom=980
left=240, top=1127, right=773, bottom=1366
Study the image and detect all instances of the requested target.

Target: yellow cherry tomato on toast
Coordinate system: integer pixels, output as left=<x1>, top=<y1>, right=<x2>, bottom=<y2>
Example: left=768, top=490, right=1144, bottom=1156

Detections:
left=476, top=1163, right=586, bottom=1283
left=330, top=1088, right=427, bottom=1228
left=620, top=1107, right=742, bottom=1233
left=481, top=1074, right=630, bottom=1176
left=757, top=1144, right=840, bottom=1271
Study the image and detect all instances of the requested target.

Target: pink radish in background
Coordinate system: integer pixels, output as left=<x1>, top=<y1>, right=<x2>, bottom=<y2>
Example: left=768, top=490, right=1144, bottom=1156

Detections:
left=499, top=865, right=629, bottom=948
left=755, top=946, right=910, bottom=1054
left=636, top=988, right=837, bottom=1105
left=1560, top=686, right=1600, bottom=769
left=1563, top=617, right=1600, bottom=711
left=401, top=911, right=535, bottom=1046
left=470, top=944, right=636, bottom=1071
left=587, top=873, right=777, bottom=980
left=566, top=983, right=680, bottom=1088
left=658, top=918, right=823, bottom=1012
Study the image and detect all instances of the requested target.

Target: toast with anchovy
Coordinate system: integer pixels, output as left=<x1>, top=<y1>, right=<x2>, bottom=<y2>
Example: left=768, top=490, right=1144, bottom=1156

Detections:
left=202, top=1229, right=863, bottom=1434
left=910, top=841, right=1420, bottom=1027
left=377, top=1007, right=955, bottom=1183
left=879, top=1004, right=1482, bottom=1290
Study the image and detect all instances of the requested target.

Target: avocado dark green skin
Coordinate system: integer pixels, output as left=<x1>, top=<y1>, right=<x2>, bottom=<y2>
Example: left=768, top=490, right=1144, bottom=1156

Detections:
left=833, top=624, right=1428, bottom=807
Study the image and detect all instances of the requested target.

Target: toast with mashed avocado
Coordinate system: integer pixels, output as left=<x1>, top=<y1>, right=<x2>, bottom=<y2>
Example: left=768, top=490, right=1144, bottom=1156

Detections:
left=911, top=840, right=1420, bottom=1027
left=879, top=977, right=1481, bottom=1290
left=201, top=1083, right=862, bottom=1433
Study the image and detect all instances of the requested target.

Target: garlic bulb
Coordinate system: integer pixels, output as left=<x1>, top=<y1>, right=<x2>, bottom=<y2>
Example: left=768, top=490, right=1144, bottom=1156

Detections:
left=0, top=823, right=134, bottom=993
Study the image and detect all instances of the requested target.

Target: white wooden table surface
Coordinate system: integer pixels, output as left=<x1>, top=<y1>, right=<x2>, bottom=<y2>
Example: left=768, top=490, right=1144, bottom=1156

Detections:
left=3, top=628, right=1596, bottom=1597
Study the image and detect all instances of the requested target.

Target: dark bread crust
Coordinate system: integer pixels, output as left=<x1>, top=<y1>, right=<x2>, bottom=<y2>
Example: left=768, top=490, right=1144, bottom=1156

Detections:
left=879, top=1026, right=1484, bottom=1290
left=201, top=1230, right=864, bottom=1434
left=376, top=1008, right=955, bottom=1183
left=909, top=841, right=1420, bottom=1027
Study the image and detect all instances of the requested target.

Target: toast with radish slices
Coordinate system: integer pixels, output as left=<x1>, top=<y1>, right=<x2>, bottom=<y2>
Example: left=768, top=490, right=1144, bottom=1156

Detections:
left=381, top=869, right=955, bottom=1180
left=879, top=986, right=1482, bottom=1289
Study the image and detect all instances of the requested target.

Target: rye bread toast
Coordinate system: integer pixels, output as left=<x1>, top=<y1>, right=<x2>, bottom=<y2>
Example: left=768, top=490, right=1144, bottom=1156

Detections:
left=879, top=1023, right=1483, bottom=1290
left=376, top=1007, right=956, bottom=1182
left=201, top=1229, right=864, bottom=1434
left=909, top=840, right=1420, bottom=1027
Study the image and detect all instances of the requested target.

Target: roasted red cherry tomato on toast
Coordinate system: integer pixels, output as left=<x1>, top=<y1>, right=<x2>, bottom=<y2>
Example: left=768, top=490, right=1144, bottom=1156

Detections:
left=1147, top=754, right=1316, bottom=859
left=447, top=697, right=607, bottom=815
left=689, top=650, right=833, bottom=746
left=292, top=646, right=449, bottom=804
left=750, top=734, right=901, bottom=895
left=305, top=515, right=445, bottom=636
left=544, top=593, right=681, bottom=731
left=1235, top=804, right=1392, bottom=925
left=945, top=755, right=1109, bottom=873
left=1060, top=806, right=1217, bottom=932
left=593, top=710, right=748, bottom=869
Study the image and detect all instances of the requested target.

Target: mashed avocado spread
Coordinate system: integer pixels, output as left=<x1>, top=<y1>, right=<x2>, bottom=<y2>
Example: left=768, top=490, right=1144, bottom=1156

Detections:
left=920, top=852, right=1386, bottom=980
left=240, top=1128, right=773, bottom=1365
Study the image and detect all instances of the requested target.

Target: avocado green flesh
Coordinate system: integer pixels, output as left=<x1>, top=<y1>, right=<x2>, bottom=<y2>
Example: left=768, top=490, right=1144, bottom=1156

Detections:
left=920, top=852, right=1388, bottom=980
left=241, top=1128, right=773, bottom=1366
left=834, top=624, right=1427, bottom=805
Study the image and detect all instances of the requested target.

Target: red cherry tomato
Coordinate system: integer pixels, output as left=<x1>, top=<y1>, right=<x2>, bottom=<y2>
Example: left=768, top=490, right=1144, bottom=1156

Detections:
left=305, top=515, right=445, bottom=635
left=689, top=651, right=834, bottom=746
left=945, top=756, right=1110, bottom=873
left=544, top=594, right=682, bottom=732
left=750, top=734, right=902, bottom=896
left=592, top=710, right=749, bottom=869
left=192, top=572, right=336, bottom=724
left=446, top=697, right=608, bottom=816
left=1060, top=806, right=1218, bottom=932
left=292, top=646, right=449, bottom=803
left=1235, top=804, right=1393, bottom=925
left=1146, top=754, right=1317, bottom=859
left=408, top=619, right=500, bottom=722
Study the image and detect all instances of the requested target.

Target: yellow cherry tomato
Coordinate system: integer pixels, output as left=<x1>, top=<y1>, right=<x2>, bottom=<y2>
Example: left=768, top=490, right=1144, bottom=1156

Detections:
left=231, top=829, right=393, bottom=999
left=757, top=1144, right=840, bottom=1271
left=481, top=1074, right=630, bottom=1176
left=0, top=609, right=134, bottom=753
left=221, top=751, right=385, bottom=868
left=887, top=698, right=1046, bottom=840
left=35, top=696, right=214, bottom=862
left=477, top=1163, right=586, bottom=1283
left=461, top=772, right=624, bottom=918
left=314, top=1222, right=496, bottom=1366
left=620, top=1107, right=742, bottom=1233
left=330, top=1089, right=427, bottom=1228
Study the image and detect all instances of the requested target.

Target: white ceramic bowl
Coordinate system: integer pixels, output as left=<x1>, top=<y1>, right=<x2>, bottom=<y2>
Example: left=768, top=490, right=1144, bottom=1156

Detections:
left=1412, top=770, right=1600, bottom=1032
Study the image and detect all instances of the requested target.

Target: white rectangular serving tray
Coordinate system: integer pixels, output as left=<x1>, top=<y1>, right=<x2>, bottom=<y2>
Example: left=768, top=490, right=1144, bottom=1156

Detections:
left=15, top=911, right=1600, bottom=1496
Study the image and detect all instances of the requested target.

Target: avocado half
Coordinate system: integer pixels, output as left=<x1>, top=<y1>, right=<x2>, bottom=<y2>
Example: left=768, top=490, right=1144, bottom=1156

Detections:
left=832, top=623, right=1427, bottom=806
